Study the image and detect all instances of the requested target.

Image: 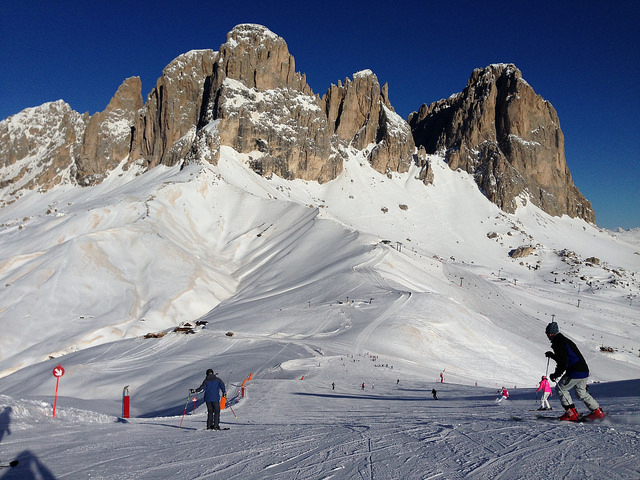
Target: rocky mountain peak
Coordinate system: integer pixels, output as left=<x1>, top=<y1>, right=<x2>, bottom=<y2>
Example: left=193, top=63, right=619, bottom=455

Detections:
left=409, top=63, right=595, bottom=222
left=0, top=100, right=87, bottom=200
left=214, top=24, right=311, bottom=94
left=0, top=29, right=595, bottom=224
left=194, top=26, right=413, bottom=182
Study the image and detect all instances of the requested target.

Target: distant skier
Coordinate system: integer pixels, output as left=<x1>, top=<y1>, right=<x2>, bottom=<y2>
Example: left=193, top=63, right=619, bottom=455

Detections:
left=361, top=382, right=365, bottom=390
left=536, top=375, right=553, bottom=411
left=496, top=386, right=509, bottom=403
left=432, top=388, right=438, bottom=400
left=332, top=382, right=335, bottom=390
left=440, top=372, right=444, bottom=383
left=545, top=321, right=605, bottom=421
left=191, top=369, right=226, bottom=430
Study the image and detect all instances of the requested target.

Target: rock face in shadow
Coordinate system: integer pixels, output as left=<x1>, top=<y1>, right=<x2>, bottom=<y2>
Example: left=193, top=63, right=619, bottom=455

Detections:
left=409, top=64, right=594, bottom=222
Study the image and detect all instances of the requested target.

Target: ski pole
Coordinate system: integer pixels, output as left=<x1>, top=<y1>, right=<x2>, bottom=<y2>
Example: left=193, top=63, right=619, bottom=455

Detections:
left=229, top=404, right=238, bottom=420
left=179, top=391, right=191, bottom=429
left=545, top=357, right=550, bottom=377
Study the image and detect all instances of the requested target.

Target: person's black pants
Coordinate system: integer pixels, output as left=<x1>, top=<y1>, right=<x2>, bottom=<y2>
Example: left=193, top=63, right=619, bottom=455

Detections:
left=206, top=401, right=221, bottom=429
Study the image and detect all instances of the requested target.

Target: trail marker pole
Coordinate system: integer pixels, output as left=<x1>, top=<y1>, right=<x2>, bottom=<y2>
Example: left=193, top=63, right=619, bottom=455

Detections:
left=122, top=385, right=130, bottom=418
left=52, top=364, right=65, bottom=418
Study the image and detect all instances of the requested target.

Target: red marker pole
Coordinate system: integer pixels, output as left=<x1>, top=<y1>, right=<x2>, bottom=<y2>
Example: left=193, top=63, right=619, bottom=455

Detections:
left=122, top=386, right=130, bottom=418
left=52, top=364, right=65, bottom=418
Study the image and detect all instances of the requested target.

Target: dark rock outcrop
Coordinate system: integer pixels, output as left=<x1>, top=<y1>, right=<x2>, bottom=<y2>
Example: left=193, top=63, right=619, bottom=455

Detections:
left=409, top=64, right=595, bottom=222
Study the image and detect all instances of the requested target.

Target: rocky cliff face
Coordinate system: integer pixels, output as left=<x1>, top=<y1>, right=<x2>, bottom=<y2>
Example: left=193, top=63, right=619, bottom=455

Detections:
left=0, top=24, right=414, bottom=195
left=77, top=77, right=143, bottom=186
left=0, top=29, right=593, bottom=224
left=0, top=100, right=87, bottom=200
left=193, top=24, right=414, bottom=182
left=409, top=64, right=595, bottom=222
left=130, top=49, right=217, bottom=169
left=321, top=71, right=414, bottom=175
left=196, top=24, right=335, bottom=182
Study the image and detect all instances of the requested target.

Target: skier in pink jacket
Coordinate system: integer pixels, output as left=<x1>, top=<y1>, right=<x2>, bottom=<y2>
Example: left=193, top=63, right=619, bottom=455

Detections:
left=536, top=375, right=553, bottom=411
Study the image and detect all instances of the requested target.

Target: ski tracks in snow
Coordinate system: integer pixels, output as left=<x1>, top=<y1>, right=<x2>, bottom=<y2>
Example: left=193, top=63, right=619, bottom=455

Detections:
left=1, top=380, right=639, bottom=479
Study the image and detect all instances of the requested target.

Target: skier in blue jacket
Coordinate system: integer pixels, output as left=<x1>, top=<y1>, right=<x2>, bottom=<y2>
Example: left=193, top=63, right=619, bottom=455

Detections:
left=191, top=369, right=226, bottom=430
left=545, top=322, right=604, bottom=421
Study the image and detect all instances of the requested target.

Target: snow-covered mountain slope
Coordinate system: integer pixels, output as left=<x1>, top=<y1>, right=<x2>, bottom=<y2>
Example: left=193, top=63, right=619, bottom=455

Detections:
left=1, top=145, right=639, bottom=478
left=1, top=144, right=638, bottom=403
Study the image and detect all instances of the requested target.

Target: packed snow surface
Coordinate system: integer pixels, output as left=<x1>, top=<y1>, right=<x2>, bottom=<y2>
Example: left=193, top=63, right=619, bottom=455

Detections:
left=0, top=145, right=639, bottom=478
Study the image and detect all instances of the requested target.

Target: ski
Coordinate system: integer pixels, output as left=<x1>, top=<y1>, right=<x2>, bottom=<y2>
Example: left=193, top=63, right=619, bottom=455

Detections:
left=536, top=414, right=587, bottom=422
left=0, top=460, right=19, bottom=469
left=536, top=413, right=608, bottom=423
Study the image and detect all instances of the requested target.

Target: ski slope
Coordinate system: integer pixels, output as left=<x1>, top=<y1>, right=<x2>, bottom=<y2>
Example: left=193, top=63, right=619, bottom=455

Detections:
left=1, top=366, right=639, bottom=479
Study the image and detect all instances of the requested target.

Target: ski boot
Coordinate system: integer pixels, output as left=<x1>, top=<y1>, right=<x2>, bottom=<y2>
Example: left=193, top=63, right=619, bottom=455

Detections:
left=559, top=406, right=579, bottom=421
left=584, top=407, right=605, bottom=422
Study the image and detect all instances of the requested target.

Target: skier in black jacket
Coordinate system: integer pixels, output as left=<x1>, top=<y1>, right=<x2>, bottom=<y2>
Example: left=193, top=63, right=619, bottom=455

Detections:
left=545, top=321, right=605, bottom=421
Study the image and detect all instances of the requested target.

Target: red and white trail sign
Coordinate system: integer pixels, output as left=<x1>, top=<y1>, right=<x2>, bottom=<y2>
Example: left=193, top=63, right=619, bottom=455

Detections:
left=52, top=363, right=64, bottom=417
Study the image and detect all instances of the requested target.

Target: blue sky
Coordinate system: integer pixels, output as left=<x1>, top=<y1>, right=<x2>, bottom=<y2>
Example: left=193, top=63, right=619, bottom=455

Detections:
left=1, top=1, right=638, bottom=229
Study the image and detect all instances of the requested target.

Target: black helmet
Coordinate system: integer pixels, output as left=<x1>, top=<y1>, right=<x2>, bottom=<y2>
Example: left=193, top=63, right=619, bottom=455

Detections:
left=206, top=369, right=214, bottom=376
left=541, top=375, right=546, bottom=380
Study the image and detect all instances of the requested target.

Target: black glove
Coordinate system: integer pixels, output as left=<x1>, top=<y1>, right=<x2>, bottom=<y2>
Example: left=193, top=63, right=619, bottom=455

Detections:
left=545, top=351, right=554, bottom=358
left=189, top=389, right=195, bottom=394
left=549, top=374, right=558, bottom=383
